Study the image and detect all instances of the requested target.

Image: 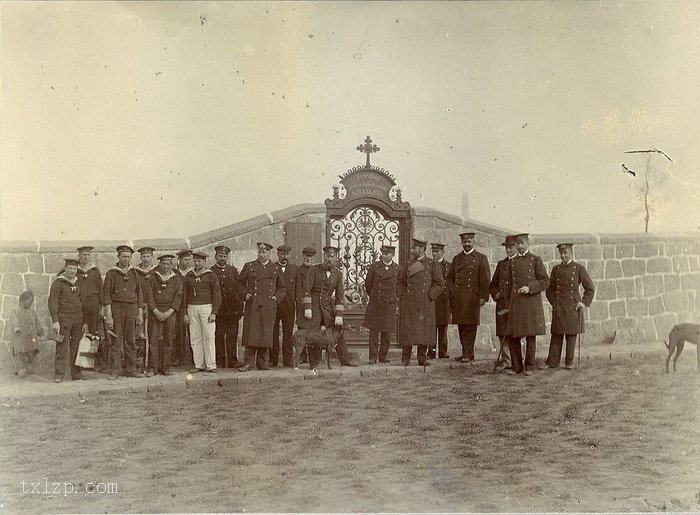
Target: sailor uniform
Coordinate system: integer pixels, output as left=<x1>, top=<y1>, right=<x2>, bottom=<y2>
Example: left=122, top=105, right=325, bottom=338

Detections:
left=49, top=273, right=85, bottom=380
left=183, top=269, right=221, bottom=371
left=102, top=266, right=143, bottom=376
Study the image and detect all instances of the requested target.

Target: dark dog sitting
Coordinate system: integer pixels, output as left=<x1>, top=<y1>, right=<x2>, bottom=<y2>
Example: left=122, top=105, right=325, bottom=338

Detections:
left=292, top=326, right=346, bottom=371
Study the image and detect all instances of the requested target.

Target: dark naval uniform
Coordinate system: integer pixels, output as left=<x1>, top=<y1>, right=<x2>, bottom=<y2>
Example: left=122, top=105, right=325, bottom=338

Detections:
left=239, top=259, right=286, bottom=369
left=76, top=265, right=102, bottom=334
left=48, top=270, right=85, bottom=381
left=504, top=251, right=550, bottom=373
left=398, top=255, right=445, bottom=365
left=146, top=270, right=183, bottom=374
left=271, top=260, right=298, bottom=367
left=211, top=262, right=245, bottom=368
left=429, top=258, right=451, bottom=359
left=102, top=265, right=143, bottom=376
left=301, top=264, right=355, bottom=367
left=134, top=265, right=155, bottom=372
left=545, top=259, right=595, bottom=368
left=447, top=249, right=491, bottom=361
left=488, top=255, right=514, bottom=367
left=173, top=262, right=194, bottom=366
left=363, top=260, right=400, bottom=363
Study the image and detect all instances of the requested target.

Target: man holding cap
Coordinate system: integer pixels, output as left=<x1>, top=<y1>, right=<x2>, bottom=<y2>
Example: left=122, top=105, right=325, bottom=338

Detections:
left=429, top=242, right=451, bottom=359
left=102, top=245, right=144, bottom=379
left=447, top=232, right=491, bottom=363
left=134, top=246, right=155, bottom=374
left=183, top=251, right=221, bottom=373
left=172, top=249, right=194, bottom=366
left=48, top=258, right=88, bottom=382
left=239, top=242, right=287, bottom=371
left=503, top=234, right=550, bottom=376
left=543, top=243, right=595, bottom=370
left=398, top=238, right=445, bottom=366
left=489, top=235, right=518, bottom=369
left=363, top=244, right=400, bottom=364
left=146, top=254, right=183, bottom=376
left=301, top=246, right=358, bottom=368
left=210, top=245, right=245, bottom=369
left=271, top=244, right=298, bottom=367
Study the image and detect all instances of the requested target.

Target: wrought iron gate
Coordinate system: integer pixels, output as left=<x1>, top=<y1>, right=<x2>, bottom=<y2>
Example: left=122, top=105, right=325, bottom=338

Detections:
left=324, top=137, right=412, bottom=344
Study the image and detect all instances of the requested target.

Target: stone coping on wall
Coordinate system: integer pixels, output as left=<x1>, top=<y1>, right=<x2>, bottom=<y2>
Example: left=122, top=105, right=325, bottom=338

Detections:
left=411, top=206, right=517, bottom=236
left=1, top=200, right=698, bottom=253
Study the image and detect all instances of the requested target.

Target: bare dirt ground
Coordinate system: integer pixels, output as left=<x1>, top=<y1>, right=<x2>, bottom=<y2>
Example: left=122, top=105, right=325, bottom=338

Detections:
left=0, top=350, right=698, bottom=513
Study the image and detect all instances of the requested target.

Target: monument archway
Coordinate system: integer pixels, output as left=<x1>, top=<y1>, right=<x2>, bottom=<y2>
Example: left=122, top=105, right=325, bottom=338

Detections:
left=324, top=137, right=412, bottom=344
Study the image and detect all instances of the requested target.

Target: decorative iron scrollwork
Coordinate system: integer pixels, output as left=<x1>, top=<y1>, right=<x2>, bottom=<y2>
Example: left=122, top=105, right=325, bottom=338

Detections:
left=329, top=206, right=400, bottom=308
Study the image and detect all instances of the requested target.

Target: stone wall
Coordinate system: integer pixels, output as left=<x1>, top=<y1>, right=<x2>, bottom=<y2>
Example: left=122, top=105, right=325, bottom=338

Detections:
left=1, top=202, right=699, bottom=369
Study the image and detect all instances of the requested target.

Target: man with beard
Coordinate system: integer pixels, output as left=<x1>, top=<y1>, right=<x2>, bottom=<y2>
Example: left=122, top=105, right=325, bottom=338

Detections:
left=447, top=232, right=491, bottom=363
left=488, top=235, right=518, bottom=370
left=428, top=242, right=450, bottom=359
left=172, top=249, right=194, bottom=366
left=183, top=251, right=221, bottom=373
left=210, top=245, right=244, bottom=368
left=504, top=234, right=550, bottom=376
left=48, top=258, right=88, bottom=382
left=363, top=245, right=399, bottom=364
left=134, top=246, right=155, bottom=373
left=398, top=238, right=445, bottom=366
left=542, top=243, right=595, bottom=370
left=294, top=246, right=317, bottom=364
left=102, top=245, right=144, bottom=380
left=238, top=242, right=287, bottom=371
left=271, top=244, right=298, bottom=368
left=146, top=254, right=182, bottom=376
left=300, top=246, right=358, bottom=368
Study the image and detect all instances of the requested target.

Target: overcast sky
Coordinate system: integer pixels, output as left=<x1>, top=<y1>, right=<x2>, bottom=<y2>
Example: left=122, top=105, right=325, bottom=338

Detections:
left=2, top=1, right=699, bottom=241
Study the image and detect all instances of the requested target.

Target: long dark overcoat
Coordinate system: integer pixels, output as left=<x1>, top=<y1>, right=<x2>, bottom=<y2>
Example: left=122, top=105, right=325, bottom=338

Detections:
left=546, top=260, right=595, bottom=335
left=363, top=260, right=400, bottom=333
left=434, top=259, right=451, bottom=325
left=239, top=260, right=286, bottom=348
left=398, top=257, right=444, bottom=347
left=447, top=250, right=490, bottom=325
left=504, top=252, right=549, bottom=337
left=488, top=257, right=510, bottom=337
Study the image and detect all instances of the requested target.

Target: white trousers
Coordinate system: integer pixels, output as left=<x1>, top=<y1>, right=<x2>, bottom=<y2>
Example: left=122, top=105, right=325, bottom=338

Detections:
left=187, top=304, right=216, bottom=370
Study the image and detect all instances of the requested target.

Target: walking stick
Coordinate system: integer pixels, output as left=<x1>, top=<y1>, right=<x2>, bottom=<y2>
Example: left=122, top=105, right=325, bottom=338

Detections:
left=492, top=338, right=506, bottom=374
left=143, top=310, right=149, bottom=372
left=577, top=308, right=583, bottom=370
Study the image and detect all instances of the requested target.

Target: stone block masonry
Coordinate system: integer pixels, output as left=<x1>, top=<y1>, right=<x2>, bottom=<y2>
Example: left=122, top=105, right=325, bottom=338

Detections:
left=1, top=204, right=699, bottom=368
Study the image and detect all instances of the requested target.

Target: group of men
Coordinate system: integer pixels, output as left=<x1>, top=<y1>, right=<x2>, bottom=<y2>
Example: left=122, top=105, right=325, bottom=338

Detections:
left=47, top=242, right=362, bottom=382
left=361, top=232, right=595, bottom=373
left=46, top=231, right=594, bottom=382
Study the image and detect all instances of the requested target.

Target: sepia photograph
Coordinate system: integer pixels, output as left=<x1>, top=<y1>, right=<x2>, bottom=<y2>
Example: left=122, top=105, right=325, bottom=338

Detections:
left=0, top=1, right=699, bottom=513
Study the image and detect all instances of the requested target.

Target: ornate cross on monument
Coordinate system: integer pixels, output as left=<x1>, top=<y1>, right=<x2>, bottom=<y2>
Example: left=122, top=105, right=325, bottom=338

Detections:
left=356, top=136, right=380, bottom=167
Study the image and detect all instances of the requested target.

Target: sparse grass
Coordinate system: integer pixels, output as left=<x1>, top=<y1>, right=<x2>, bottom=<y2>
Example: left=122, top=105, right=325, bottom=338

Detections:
left=0, top=353, right=698, bottom=513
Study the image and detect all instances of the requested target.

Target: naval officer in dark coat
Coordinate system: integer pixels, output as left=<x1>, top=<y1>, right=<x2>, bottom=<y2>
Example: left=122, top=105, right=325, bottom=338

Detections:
left=447, top=232, right=491, bottom=363
left=271, top=244, right=298, bottom=367
left=363, top=245, right=400, bottom=364
left=543, top=243, right=595, bottom=369
left=428, top=242, right=451, bottom=359
left=504, top=233, right=550, bottom=376
left=238, top=242, right=287, bottom=371
left=300, top=246, right=358, bottom=367
left=398, top=238, right=445, bottom=366
left=488, top=235, right=517, bottom=369
left=211, top=245, right=245, bottom=368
